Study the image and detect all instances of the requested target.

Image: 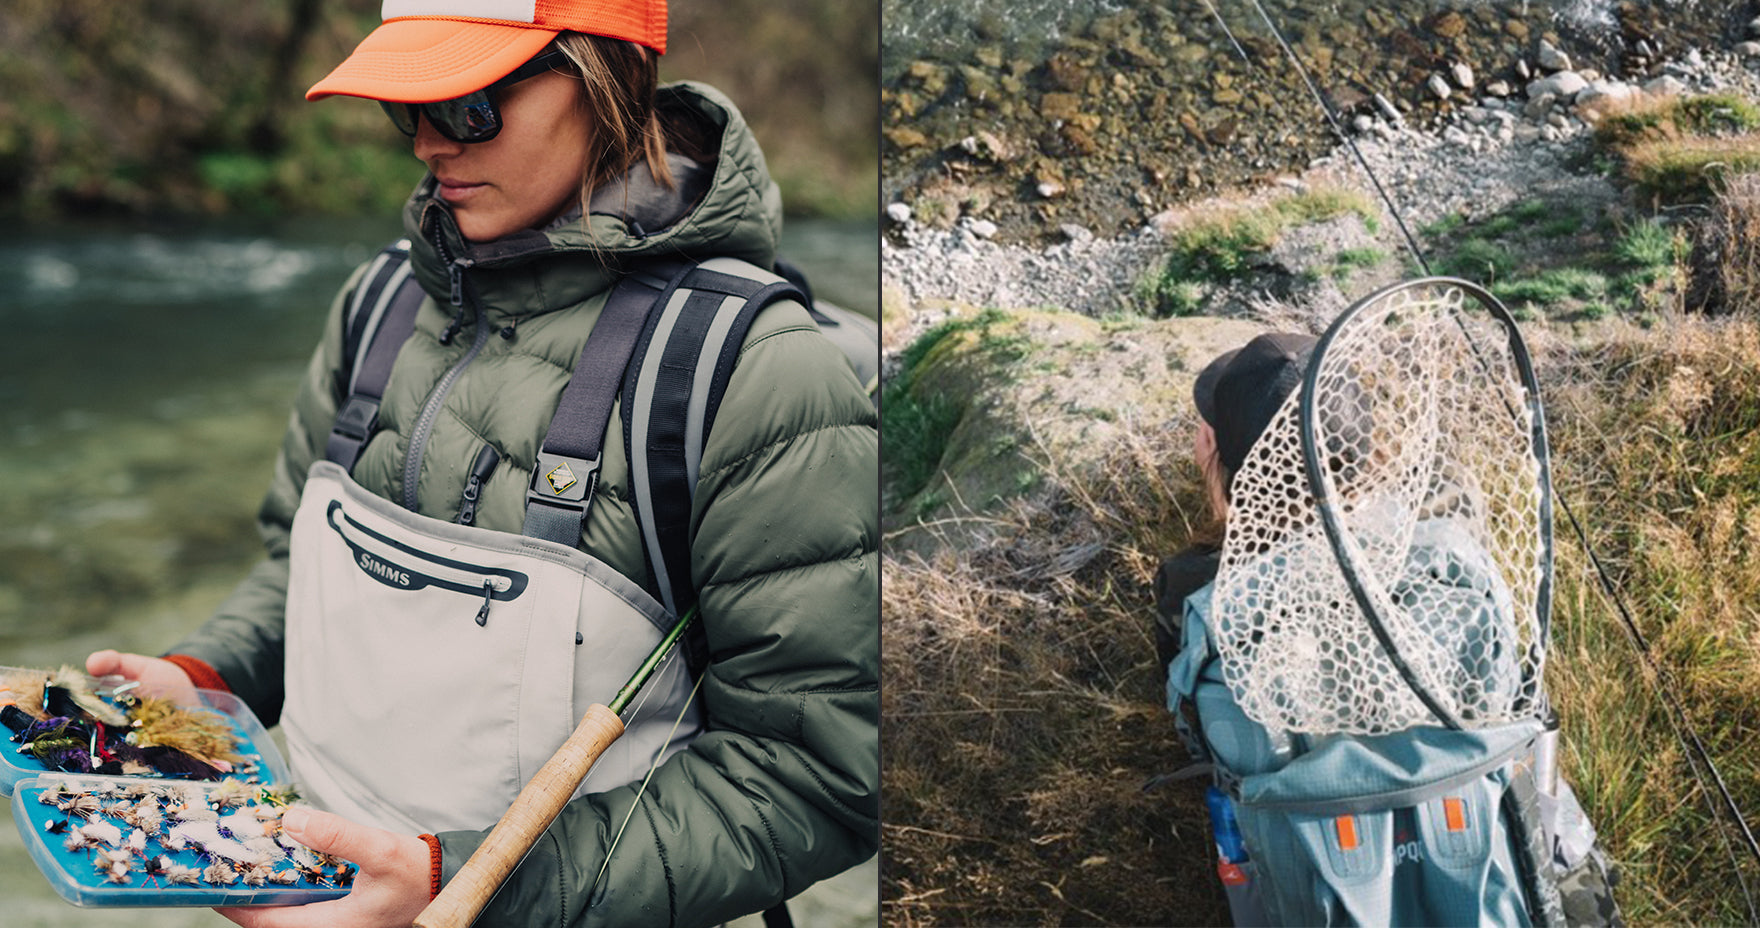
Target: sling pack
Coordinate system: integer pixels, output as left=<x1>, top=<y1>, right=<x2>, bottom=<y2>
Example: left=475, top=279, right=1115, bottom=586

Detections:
left=1160, top=278, right=1621, bottom=928
left=331, top=240, right=877, bottom=660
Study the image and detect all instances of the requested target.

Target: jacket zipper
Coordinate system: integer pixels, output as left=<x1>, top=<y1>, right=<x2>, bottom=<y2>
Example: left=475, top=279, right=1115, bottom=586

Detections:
left=404, top=226, right=487, bottom=513
left=456, top=443, right=501, bottom=526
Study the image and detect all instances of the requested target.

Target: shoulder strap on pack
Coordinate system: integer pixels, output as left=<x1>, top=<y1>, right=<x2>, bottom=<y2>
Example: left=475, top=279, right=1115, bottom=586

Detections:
left=326, top=240, right=424, bottom=471
left=622, top=257, right=808, bottom=634
left=519, top=266, right=680, bottom=546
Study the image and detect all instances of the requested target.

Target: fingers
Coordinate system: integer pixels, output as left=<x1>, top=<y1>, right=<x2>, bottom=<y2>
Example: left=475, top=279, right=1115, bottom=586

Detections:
left=215, top=900, right=344, bottom=928
left=283, top=808, right=410, bottom=875
left=85, top=649, right=126, bottom=679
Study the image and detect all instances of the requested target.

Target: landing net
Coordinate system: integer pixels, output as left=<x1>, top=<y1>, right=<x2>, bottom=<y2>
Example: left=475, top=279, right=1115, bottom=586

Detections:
left=1211, top=279, right=1551, bottom=735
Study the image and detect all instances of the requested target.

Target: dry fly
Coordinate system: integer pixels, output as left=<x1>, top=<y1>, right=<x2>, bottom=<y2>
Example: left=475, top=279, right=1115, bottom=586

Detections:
left=203, top=861, right=240, bottom=886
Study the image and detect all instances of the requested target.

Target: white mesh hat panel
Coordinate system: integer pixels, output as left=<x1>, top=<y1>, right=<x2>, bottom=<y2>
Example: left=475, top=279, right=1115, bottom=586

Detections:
left=1211, top=282, right=1548, bottom=736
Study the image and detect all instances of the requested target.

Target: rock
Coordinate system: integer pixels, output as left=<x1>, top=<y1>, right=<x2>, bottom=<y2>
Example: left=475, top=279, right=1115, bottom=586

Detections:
left=1427, top=74, right=1453, bottom=100
left=1352, top=114, right=1375, bottom=134
left=1576, top=80, right=1636, bottom=109
left=1059, top=223, right=1092, bottom=244
left=1516, top=59, right=1532, bottom=81
left=906, top=60, right=949, bottom=96
left=885, top=126, right=930, bottom=149
left=1040, top=92, right=1083, bottom=121
left=1429, top=10, right=1467, bottom=39
left=975, top=46, right=1003, bottom=69
left=1524, top=93, right=1557, bottom=119
left=1527, top=72, right=1587, bottom=101
left=1739, top=42, right=1760, bottom=59
left=1451, top=62, right=1475, bottom=90
left=1748, top=16, right=1760, bottom=37
left=1214, top=88, right=1244, bottom=105
left=1537, top=39, right=1572, bottom=73
left=1464, top=106, right=1493, bottom=125
left=1504, top=19, right=1530, bottom=41
left=1643, top=75, right=1688, bottom=96
left=1373, top=93, right=1403, bottom=124
left=959, top=131, right=1012, bottom=162
left=886, top=202, right=913, bottom=225
left=1486, top=80, right=1512, bottom=97
left=967, top=219, right=999, bottom=240
left=1036, top=179, right=1065, bottom=199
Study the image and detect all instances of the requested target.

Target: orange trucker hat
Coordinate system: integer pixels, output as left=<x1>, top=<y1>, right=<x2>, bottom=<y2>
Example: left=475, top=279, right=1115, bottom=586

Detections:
left=307, top=0, right=667, bottom=103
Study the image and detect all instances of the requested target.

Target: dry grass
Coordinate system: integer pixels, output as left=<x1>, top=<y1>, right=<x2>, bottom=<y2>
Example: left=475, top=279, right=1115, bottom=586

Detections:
left=1688, top=173, right=1760, bottom=316
left=883, top=423, right=1230, bottom=926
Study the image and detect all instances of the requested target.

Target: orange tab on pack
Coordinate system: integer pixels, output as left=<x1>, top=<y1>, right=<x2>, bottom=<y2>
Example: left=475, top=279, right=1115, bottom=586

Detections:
left=1444, top=797, right=1468, bottom=833
left=1335, top=815, right=1360, bottom=851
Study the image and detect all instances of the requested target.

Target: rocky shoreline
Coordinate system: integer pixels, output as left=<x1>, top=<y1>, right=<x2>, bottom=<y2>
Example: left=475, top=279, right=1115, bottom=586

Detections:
left=882, top=1, right=1754, bottom=246
left=883, top=37, right=1760, bottom=338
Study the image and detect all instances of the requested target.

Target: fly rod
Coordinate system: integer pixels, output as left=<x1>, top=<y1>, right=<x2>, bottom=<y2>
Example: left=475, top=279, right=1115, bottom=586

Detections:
left=412, top=606, right=698, bottom=928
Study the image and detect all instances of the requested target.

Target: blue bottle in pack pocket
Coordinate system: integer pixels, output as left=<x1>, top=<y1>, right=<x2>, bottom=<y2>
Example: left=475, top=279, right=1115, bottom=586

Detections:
left=1205, top=785, right=1247, bottom=863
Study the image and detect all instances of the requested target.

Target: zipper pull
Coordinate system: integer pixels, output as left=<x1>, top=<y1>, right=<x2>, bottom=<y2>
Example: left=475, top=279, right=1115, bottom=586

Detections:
left=475, top=579, right=494, bottom=627
left=457, top=444, right=501, bottom=526
left=448, top=261, right=463, bottom=307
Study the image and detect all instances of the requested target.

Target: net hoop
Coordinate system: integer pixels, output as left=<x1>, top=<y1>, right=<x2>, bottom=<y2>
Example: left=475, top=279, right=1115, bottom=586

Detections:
left=1300, top=276, right=1554, bottom=730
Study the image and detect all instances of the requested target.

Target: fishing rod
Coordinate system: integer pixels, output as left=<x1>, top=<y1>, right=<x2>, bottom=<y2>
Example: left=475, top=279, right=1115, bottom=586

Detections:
left=1203, top=0, right=1760, bottom=914
left=412, top=606, right=699, bottom=928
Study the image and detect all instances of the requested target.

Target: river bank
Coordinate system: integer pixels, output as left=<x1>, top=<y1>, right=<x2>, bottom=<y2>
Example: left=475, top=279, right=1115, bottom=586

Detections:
left=883, top=37, right=1760, bottom=330
left=882, top=0, right=1755, bottom=245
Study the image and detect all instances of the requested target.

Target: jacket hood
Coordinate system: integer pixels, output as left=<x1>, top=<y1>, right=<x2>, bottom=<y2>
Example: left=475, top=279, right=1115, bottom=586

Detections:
left=402, top=81, right=785, bottom=317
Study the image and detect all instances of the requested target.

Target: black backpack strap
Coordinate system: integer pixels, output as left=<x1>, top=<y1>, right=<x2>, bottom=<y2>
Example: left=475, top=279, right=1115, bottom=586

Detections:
left=622, top=258, right=807, bottom=648
left=326, top=241, right=424, bottom=471
left=520, top=268, right=675, bottom=546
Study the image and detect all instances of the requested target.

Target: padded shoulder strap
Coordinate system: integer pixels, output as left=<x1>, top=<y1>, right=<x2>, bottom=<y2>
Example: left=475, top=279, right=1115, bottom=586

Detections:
left=326, top=241, right=424, bottom=471
left=520, top=266, right=680, bottom=547
left=622, top=257, right=807, bottom=626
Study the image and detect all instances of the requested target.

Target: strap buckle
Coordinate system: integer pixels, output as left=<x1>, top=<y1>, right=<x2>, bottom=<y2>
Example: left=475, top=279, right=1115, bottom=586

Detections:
left=331, top=395, right=381, bottom=442
left=526, top=450, right=601, bottom=511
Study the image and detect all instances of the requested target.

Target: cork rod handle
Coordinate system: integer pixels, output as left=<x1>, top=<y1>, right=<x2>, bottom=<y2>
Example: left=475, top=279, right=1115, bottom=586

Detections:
left=412, top=703, right=626, bottom=928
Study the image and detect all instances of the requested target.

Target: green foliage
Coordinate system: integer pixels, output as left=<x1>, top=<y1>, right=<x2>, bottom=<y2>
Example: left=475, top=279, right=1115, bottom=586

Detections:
left=1617, top=218, right=1679, bottom=270
left=1492, top=268, right=1609, bottom=307
left=1436, top=238, right=1516, bottom=282
left=1141, top=188, right=1377, bottom=316
left=882, top=309, right=1016, bottom=503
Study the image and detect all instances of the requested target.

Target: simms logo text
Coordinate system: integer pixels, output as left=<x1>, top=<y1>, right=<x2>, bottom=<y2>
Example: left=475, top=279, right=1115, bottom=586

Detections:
left=359, top=552, right=412, bottom=587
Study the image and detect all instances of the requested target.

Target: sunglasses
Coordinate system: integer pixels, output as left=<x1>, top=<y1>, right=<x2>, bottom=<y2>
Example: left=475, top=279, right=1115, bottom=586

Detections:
left=380, top=50, right=570, bottom=143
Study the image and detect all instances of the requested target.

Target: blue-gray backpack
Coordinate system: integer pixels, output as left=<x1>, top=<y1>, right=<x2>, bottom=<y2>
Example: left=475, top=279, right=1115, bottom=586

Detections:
left=1158, top=279, right=1621, bottom=927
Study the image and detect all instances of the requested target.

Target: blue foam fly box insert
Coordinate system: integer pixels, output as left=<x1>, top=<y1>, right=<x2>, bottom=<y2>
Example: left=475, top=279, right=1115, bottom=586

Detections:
left=14, top=774, right=352, bottom=907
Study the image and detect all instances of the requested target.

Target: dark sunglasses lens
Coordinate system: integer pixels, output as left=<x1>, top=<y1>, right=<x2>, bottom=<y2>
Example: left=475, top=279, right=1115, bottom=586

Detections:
left=380, top=101, right=419, bottom=137
left=426, top=93, right=500, bottom=142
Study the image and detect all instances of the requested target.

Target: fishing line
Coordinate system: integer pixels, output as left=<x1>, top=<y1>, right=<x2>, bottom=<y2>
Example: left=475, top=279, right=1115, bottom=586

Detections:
left=1196, top=0, right=1429, bottom=271
left=1214, top=0, right=1760, bottom=909
left=589, top=657, right=705, bottom=899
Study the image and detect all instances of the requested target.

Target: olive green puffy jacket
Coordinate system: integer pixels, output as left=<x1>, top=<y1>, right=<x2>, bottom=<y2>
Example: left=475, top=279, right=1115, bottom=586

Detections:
left=170, top=82, right=878, bottom=927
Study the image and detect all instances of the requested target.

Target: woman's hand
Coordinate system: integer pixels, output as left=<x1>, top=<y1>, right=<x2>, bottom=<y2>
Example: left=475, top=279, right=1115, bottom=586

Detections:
left=85, top=650, right=193, bottom=689
left=215, top=807, right=432, bottom=928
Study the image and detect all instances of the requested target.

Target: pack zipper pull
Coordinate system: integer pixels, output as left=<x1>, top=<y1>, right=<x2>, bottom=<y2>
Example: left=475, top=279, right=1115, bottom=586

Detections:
left=457, top=444, right=502, bottom=526
left=475, top=579, right=494, bottom=627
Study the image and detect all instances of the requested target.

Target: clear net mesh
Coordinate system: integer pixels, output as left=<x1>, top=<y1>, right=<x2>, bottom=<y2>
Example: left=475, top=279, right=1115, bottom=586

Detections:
left=1211, top=282, right=1548, bottom=736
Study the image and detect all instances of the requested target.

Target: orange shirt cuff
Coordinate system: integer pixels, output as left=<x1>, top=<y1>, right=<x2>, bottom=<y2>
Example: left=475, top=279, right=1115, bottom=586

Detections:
left=160, top=654, right=231, bottom=694
left=419, top=833, right=443, bottom=899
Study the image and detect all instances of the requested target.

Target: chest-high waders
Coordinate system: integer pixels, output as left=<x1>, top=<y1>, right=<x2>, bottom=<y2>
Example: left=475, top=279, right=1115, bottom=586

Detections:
left=281, top=259, right=719, bottom=836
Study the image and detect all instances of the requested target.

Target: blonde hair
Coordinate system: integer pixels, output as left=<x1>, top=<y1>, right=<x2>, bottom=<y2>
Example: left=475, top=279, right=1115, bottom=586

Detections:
left=1192, top=443, right=1230, bottom=548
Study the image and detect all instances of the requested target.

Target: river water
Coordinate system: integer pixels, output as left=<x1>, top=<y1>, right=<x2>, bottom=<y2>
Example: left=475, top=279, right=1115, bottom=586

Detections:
left=0, top=215, right=877, bottom=926
left=881, top=0, right=1745, bottom=240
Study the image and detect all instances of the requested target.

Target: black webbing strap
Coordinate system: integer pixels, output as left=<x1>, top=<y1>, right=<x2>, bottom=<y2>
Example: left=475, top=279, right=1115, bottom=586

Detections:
left=325, top=247, right=425, bottom=471
left=520, top=271, right=670, bottom=546
left=622, top=260, right=806, bottom=669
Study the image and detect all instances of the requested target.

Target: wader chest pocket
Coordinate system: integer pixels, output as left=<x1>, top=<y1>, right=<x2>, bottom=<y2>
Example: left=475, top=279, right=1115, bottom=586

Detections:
left=326, top=500, right=528, bottom=606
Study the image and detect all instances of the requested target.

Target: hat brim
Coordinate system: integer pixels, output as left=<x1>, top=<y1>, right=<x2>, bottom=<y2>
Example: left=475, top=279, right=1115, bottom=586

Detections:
left=1192, top=348, right=1240, bottom=428
left=306, top=18, right=558, bottom=103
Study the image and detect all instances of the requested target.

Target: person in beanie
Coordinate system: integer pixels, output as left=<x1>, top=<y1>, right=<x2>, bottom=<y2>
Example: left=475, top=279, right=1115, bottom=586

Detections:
left=83, top=2, right=878, bottom=925
left=1152, top=333, right=1315, bottom=676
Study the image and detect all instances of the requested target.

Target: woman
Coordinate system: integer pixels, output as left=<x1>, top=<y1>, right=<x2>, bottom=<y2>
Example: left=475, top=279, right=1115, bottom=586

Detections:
left=83, top=2, right=879, bottom=926
left=1152, top=332, right=1314, bottom=679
